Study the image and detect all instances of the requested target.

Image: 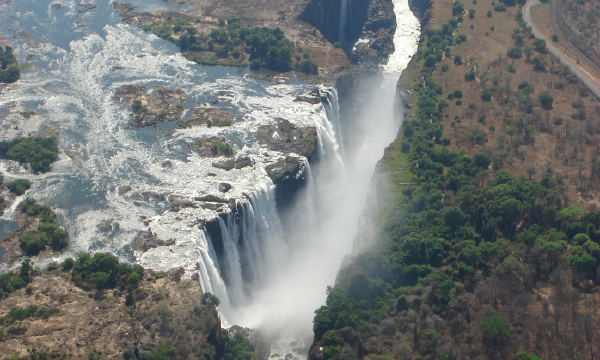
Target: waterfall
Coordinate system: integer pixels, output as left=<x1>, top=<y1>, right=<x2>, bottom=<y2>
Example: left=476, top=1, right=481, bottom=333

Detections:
left=339, top=0, right=349, bottom=45
left=322, top=88, right=345, bottom=157
left=197, top=232, right=233, bottom=316
left=198, top=180, right=288, bottom=316
left=195, top=89, right=343, bottom=326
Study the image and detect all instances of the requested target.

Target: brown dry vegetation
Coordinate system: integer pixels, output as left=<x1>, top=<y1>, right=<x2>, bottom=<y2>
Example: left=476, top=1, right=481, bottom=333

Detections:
left=529, top=2, right=600, bottom=95
left=308, top=0, right=600, bottom=359
left=425, top=0, right=600, bottom=209
left=0, top=267, right=219, bottom=360
left=556, top=0, right=600, bottom=68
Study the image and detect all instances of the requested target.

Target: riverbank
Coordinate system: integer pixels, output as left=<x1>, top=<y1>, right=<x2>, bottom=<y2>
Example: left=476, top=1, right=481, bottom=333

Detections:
left=310, top=0, right=600, bottom=358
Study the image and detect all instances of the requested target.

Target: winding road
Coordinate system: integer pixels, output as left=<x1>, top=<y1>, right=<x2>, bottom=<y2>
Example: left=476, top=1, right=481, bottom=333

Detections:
left=524, top=0, right=600, bottom=99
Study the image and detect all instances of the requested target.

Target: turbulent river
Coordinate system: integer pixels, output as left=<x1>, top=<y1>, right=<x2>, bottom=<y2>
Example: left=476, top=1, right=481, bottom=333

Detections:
left=0, top=0, right=418, bottom=357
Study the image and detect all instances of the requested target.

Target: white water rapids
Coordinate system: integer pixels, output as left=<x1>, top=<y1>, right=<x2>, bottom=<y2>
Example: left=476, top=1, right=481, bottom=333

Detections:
left=0, top=0, right=419, bottom=358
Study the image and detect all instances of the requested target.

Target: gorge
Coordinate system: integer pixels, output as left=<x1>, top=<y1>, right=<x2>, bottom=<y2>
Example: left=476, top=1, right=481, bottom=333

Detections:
left=0, top=0, right=420, bottom=358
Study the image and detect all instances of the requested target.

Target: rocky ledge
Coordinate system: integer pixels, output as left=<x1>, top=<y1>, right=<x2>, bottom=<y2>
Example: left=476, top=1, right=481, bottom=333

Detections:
left=0, top=267, right=220, bottom=359
left=256, top=119, right=318, bottom=161
left=113, top=85, right=187, bottom=127
left=350, top=0, right=397, bottom=69
left=130, top=230, right=176, bottom=253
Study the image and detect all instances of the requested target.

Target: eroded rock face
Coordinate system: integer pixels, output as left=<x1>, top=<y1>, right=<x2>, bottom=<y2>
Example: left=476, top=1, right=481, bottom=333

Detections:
left=299, top=0, right=370, bottom=49
left=255, top=119, right=318, bottom=161
left=265, top=156, right=308, bottom=211
left=176, top=107, right=235, bottom=129
left=77, top=3, right=98, bottom=12
left=112, top=2, right=135, bottom=12
left=113, top=85, right=187, bottom=127
left=130, top=230, right=176, bottom=253
left=0, top=270, right=220, bottom=359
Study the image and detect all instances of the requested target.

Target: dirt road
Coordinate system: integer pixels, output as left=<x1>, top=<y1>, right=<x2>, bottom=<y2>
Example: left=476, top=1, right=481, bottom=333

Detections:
left=524, top=0, right=600, bottom=99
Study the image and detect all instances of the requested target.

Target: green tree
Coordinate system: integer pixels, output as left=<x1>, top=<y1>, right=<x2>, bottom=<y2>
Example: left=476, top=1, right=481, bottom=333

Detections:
left=538, top=91, right=553, bottom=109
left=8, top=307, right=29, bottom=327
left=515, top=352, right=541, bottom=360
left=425, top=55, right=437, bottom=67
left=6, top=179, right=31, bottom=195
left=533, top=38, right=547, bottom=53
left=202, top=292, right=221, bottom=306
left=442, top=206, right=468, bottom=231
left=586, top=11, right=596, bottom=25
left=482, top=315, right=511, bottom=346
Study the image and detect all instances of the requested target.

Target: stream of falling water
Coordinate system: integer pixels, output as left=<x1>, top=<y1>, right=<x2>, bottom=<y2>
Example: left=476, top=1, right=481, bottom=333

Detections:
left=0, top=0, right=419, bottom=358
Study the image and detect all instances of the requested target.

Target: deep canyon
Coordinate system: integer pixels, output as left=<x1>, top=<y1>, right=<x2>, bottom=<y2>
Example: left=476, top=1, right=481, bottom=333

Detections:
left=0, top=0, right=419, bottom=358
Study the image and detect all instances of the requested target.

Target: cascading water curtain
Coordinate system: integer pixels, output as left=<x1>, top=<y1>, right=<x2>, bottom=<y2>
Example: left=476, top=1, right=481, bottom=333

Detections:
left=196, top=88, right=344, bottom=324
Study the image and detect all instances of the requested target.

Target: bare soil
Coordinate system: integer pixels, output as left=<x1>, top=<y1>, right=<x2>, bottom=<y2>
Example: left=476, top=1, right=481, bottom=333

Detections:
left=412, top=0, right=600, bottom=209
left=0, top=268, right=212, bottom=359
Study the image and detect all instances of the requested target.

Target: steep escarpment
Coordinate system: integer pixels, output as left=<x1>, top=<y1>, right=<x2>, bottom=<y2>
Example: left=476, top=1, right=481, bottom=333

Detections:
left=300, top=0, right=397, bottom=66
left=408, top=0, right=433, bottom=26
left=311, top=0, right=600, bottom=359
left=0, top=255, right=264, bottom=360
left=299, top=0, right=370, bottom=48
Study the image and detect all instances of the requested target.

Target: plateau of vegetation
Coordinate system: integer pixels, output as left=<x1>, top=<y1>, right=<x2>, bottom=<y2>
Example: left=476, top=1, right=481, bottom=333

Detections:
left=6, top=179, right=31, bottom=196
left=556, top=0, right=600, bottom=68
left=310, top=0, right=600, bottom=358
left=0, top=259, right=32, bottom=298
left=18, top=198, right=69, bottom=256
left=1, top=252, right=259, bottom=360
left=145, top=17, right=318, bottom=74
left=0, top=46, right=20, bottom=84
left=0, top=137, right=59, bottom=173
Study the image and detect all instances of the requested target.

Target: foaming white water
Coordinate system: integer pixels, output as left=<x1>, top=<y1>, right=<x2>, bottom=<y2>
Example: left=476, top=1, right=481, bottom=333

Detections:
left=0, top=0, right=420, bottom=357
left=384, top=0, right=420, bottom=75
left=0, top=0, right=328, bottom=266
left=220, top=0, right=421, bottom=349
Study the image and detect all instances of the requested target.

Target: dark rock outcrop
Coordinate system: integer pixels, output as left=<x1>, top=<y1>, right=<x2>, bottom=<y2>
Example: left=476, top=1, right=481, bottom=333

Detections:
left=255, top=119, right=318, bottom=161
left=113, top=85, right=187, bottom=127
left=299, top=0, right=396, bottom=67
left=130, top=230, right=176, bottom=253
left=299, top=0, right=370, bottom=51
left=265, top=156, right=309, bottom=211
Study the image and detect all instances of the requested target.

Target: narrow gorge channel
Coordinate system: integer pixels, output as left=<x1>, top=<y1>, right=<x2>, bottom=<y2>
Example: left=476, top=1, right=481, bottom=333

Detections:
left=0, top=0, right=419, bottom=358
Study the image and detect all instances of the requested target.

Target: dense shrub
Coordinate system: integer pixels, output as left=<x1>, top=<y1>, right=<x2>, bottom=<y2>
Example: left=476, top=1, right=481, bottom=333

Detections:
left=533, top=38, right=547, bottom=53
left=539, top=91, right=553, bottom=109
left=452, top=1, right=464, bottom=16
left=0, top=46, right=20, bottom=83
left=17, top=198, right=69, bottom=255
left=297, top=59, right=319, bottom=75
left=6, top=179, right=31, bottom=195
left=0, top=259, right=32, bottom=298
left=69, top=252, right=143, bottom=290
left=507, top=47, right=523, bottom=59
left=0, top=137, right=59, bottom=173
